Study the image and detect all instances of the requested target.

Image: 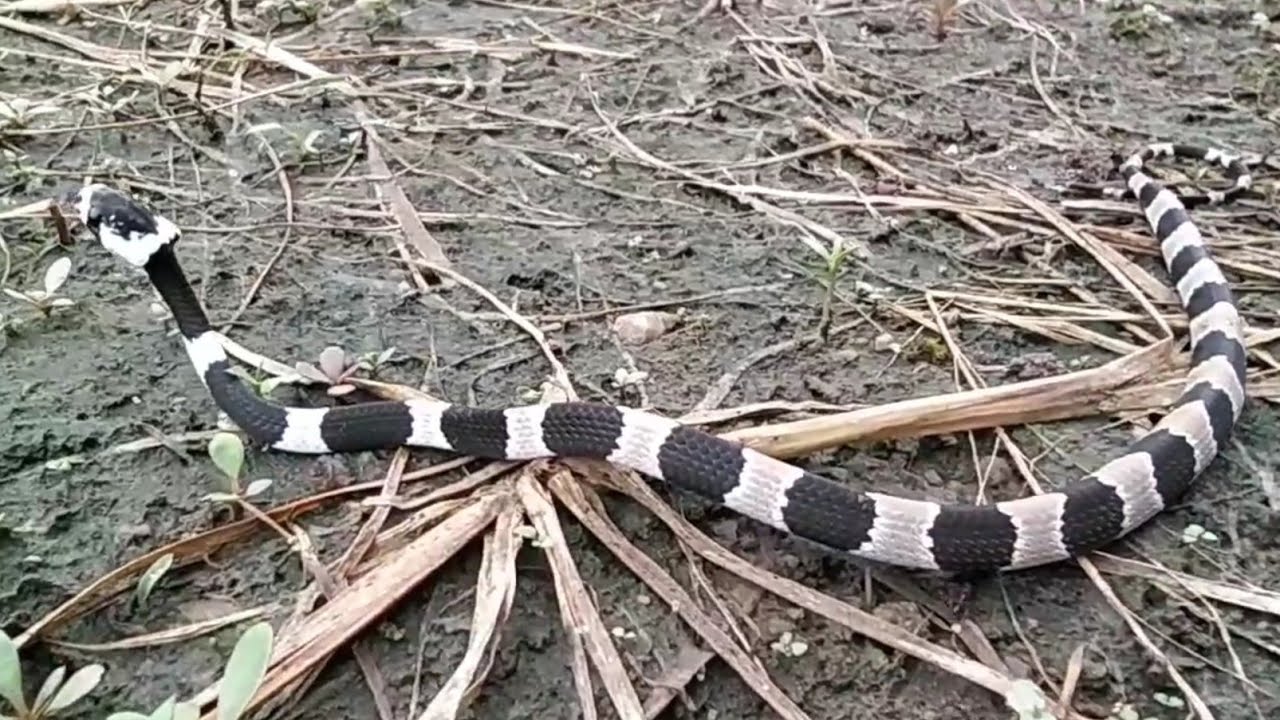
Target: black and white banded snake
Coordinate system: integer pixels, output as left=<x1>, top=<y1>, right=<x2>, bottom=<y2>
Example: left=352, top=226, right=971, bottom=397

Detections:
left=58, top=142, right=1251, bottom=575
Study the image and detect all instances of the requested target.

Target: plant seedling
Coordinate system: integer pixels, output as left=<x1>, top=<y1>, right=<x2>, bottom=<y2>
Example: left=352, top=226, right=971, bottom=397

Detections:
left=203, top=432, right=291, bottom=542
left=294, top=344, right=396, bottom=396
left=1180, top=522, right=1219, bottom=544
left=207, top=431, right=246, bottom=497
left=215, top=622, right=273, bottom=720
left=1, top=630, right=104, bottom=720
left=134, top=553, right=174, bottom=609
left=205, top=433, right=272, bottom=502
left=815, top=241, right=854, bottom=341
left=228, top=366, right=298, bottom=399
left=2, top=257, right=75, bottom=317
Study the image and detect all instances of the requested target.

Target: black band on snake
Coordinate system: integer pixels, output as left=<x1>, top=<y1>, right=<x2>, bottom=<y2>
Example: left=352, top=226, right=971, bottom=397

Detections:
left=62, top=142, right=1250, bottom=574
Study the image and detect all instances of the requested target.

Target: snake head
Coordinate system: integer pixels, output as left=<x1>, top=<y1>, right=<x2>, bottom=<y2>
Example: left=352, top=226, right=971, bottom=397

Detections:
left=56, top=183, right=181, bottom=268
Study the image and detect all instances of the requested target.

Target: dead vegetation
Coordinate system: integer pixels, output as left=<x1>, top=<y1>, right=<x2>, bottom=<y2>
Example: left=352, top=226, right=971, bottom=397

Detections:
left=1, top=1, right=1279, bottom=720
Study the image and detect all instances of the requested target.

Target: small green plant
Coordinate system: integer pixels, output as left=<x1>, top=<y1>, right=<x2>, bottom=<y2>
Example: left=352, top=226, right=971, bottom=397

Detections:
left=205, top=432, right=272, bottom=502
left=243, top=123, right=330, bottom=166
left=815, top=242, right=854, bottom=340
left=134, top=553, right=174, bottom=609
left=0, top=629, right=104, bottom=720
left=214, top=622, right=273, bottom=720
left=2, top=257, right=74, bottom=317
left=227, top=365, right=296, bottom=399
left=203, top=432, right=295, bottom=543
left=106, top=621, right=274, bottom=720
left=295, top=344, right=396, bottom=397
left=1180, top=522, right=1218, bottom=545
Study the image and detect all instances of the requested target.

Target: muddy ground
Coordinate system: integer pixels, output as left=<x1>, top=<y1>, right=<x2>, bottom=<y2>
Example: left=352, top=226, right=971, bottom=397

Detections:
left=3, top=1, right=1280, bottom=719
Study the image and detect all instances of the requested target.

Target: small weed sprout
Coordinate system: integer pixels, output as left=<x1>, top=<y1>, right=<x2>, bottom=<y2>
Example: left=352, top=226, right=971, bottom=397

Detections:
left=295, top=344, right=396, bottom=397
left=205, top=432, right=272, bottom=502
left=134, top=553, right=174, bottom=609
left=815, top=242, right=854, bottom=340
left=1180, top=522, right=1218, bottom=544
left=243, top=123, right=329, bottom=165
left=214, top=622, right=273, bottom=720
left=2, top=258, right=75, bottom=318
left=208, top=431, right=246, bottom=497
left=204, top=433, right=292, bottom=543
left=229, top=366, right=297, bottom=398
left=105, top=621, right=274, bottom=720
left=0, top=630, right=105, bottom=720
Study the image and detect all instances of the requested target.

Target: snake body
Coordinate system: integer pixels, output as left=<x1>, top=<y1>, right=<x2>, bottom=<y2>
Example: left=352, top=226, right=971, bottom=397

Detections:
left=68, top=142, right=1250, bottom=574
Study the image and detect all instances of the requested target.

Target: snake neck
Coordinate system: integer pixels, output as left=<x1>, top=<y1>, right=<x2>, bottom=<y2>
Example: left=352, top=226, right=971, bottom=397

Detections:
left=144, top=244, right=213, bottom=339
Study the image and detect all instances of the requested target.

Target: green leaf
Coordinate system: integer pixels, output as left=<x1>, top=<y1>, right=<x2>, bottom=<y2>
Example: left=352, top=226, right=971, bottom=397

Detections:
left=216, top=622, right=274, bottom=720
left=208, top=433, right=245, bottom=483
left=30, top=666, right=64, bottom=716
left=135, top=554, right=174, bottom=608
left=43, top=257, right=71, bottom=295
left=317, top=346, right=347, bottom=381
left=44, top=664, right=104, bottom=714
left=0, top=630, right=27, bottom=715
left=326, top=384, right=356, bottom=397
left=105, top=714, right=152, bottom=720
left=243, top=480, right=272, bottom=498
